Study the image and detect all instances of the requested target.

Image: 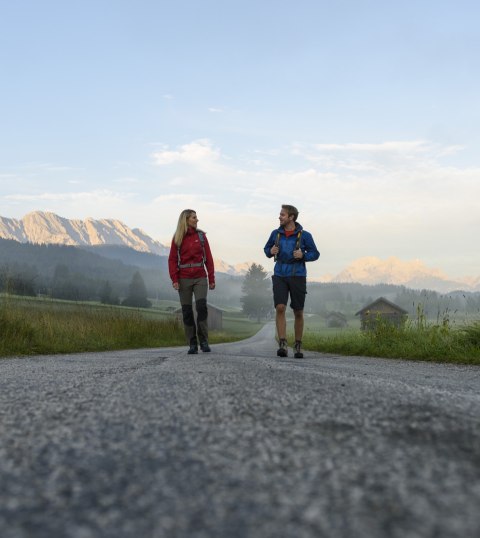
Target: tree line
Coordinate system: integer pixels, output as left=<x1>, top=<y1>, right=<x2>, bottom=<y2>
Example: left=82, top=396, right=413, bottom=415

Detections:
left=1, top=238, right=479, bottom=317
left=239, top=265, right=480, bottom=321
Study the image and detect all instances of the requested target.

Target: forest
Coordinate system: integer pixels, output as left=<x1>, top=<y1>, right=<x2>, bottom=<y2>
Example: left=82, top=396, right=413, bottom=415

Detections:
left=1, top=238, right=479, bottom=321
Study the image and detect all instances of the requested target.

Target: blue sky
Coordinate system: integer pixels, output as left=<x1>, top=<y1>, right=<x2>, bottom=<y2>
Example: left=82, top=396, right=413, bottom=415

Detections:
left=1, top=0, right=479, bottom=280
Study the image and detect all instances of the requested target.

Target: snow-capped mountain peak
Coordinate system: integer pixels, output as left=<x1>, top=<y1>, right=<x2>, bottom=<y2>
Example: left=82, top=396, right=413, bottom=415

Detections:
left=325, top=256, right=479, bottom=293
left=0, top=211, right=169, bottom=255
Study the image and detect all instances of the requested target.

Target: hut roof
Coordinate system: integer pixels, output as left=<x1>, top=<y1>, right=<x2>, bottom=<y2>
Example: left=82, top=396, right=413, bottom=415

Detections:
left=174, top=303, right=224, bottom=314
left=355, top=297, right=408, bottom=316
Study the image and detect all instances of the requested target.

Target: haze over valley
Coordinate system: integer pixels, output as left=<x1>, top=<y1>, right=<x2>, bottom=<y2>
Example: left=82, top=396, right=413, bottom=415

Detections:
left=1, top=211, right=479, bottom=293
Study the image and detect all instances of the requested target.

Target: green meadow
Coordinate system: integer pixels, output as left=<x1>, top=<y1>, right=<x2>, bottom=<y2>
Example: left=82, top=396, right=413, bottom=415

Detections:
left=0, top=295, right=262, bottom=357
left=297, top=313, right=480, bottom=365
left=1, top=295, right=479, bottom=365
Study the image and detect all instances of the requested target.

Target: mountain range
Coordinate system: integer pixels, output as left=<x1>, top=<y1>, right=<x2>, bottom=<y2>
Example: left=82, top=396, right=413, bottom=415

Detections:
left=0, top=211, right=169, bottom=255
left=320, top=256, right=480, bottom=294
left=0, top=211, right=478, bottom=292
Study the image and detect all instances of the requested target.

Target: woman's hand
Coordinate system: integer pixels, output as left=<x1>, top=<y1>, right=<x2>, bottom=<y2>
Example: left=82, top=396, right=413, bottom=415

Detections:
left=172, top=282, right=180, bottom=290
left=209, top=282, right=216, bottom=290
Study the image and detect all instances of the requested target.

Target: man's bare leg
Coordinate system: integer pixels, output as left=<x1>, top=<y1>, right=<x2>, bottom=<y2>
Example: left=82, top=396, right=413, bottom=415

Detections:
left=275, top=304, right=288, bottom=356
left=276, top=304, right=287, bottom=339
left=293, top=309, right=304, bottom=358
left=294, top=309, right=304, bottom=342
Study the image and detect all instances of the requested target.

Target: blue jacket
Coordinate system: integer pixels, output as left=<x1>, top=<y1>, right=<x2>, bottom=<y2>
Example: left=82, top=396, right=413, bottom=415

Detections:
left=264, top=223, right=320, bottom=277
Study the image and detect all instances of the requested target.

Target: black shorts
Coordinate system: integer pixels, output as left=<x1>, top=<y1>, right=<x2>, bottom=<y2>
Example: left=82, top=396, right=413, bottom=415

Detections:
left=272, top=275, right=307, bottom=311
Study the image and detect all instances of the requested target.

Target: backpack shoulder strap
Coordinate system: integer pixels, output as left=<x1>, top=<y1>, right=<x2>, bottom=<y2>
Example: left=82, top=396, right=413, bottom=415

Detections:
left=274, top=231, right=281, bottom=261
left=295, top=230, right=303, bottom=250
left=197, top=230, right=206, bottom=263
left=274, top=231, right=281, bottom=247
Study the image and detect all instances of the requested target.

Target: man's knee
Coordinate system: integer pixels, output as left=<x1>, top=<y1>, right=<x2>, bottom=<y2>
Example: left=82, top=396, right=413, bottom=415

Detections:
left=276, top=304, right=286, bottom=315
left=293, top=309, right=304, bottom=319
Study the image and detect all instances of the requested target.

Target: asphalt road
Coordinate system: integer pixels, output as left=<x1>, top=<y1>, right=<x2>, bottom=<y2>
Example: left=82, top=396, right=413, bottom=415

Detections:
left=1, top=323, right=479, bottom=538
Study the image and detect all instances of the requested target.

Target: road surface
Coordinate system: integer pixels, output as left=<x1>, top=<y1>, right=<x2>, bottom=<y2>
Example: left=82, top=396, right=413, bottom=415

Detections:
left=1, top=323, right=479, bottom=537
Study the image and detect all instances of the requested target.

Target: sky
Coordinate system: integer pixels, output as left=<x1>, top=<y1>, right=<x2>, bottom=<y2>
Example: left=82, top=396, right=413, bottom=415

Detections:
left=1, top=0, right=479, bottom=281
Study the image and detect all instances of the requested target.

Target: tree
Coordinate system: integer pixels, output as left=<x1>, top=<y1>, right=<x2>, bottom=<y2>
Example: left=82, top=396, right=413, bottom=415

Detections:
left=241, top=263, right=271, bottom=322
left=99, top=280, right=119, bottom=305
left=122, top=271, right=151, bottom=308
left=51, top=264, right=79, bottom=300
left=0, top=263, right=38, bottom=296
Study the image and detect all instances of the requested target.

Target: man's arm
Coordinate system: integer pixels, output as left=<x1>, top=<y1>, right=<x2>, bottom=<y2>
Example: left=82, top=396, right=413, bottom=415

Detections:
left=264, top=231, right=276, bottom=258
left=302, top=231, right=320, bottom=262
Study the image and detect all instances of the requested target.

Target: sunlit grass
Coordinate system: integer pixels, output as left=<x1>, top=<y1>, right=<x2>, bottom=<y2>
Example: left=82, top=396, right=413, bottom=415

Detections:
left=0, top=302, right=185, bottom=356
left=0, top=295, right=264, bottom=357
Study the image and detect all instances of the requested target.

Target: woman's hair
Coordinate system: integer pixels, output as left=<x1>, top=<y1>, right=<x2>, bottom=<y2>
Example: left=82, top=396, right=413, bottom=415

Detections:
left=173, top=209, right=196, bottom=247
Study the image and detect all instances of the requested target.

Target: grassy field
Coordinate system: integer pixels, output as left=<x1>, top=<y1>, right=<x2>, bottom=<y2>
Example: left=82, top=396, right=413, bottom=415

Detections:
left=0, top=295, right=263, bottom=357
left=296, top=313, right=480, bottom=365
left=2, top=295, right=478, bottom=364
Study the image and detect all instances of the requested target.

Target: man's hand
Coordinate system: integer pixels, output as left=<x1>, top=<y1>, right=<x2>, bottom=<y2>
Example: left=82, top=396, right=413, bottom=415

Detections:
left=209, top=282, right=216, bottom=290
left=293, top=249, right=304, bottom=259
left=172, top=282, right=180, bottom=290
left=271, top=245, right=279, bottom=256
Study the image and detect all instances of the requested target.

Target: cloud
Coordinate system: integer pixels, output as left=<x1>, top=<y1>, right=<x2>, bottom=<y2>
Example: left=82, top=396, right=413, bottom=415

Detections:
left=311, top=140, right=429, bottom=153
left=152, top=193, right=198, bottom=204
left=151, top=139, right=221, bottom=166
left=13, top=162, right=79, bottom=172
left=112, top=177, right=140, bottom=184
left=291, top=140, right=467, bottom=173
left=3, top=138, right=477, bottom=279
left=146, top=138, right=480, bottom=234
left=208, top=107, right=224, bottom=113
left=4, top=189, right=135, bottom=203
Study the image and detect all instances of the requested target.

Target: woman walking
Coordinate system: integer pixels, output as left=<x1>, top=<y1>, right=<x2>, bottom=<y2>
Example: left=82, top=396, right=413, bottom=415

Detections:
left=168, top=209, right=215, bottom=354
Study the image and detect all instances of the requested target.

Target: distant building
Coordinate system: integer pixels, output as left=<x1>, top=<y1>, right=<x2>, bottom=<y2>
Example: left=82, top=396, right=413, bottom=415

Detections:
left=355, top=297, right=408, bottom=330
left=175, top=303, right=223, bottom=331
left=325, top=311, right=348, bottom=328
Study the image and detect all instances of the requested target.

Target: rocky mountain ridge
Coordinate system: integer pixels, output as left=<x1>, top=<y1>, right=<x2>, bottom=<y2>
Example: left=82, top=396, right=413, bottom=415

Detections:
left=0, top=211, right=169, bottom=256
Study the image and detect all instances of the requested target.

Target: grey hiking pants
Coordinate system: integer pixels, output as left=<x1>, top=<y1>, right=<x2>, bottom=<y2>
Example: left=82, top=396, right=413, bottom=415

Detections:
left=178, top=278, right=208, bottom=345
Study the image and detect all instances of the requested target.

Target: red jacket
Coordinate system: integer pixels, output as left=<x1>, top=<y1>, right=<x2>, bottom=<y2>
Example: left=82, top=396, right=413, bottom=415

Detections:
left=168, top=227, right=215, bottom=285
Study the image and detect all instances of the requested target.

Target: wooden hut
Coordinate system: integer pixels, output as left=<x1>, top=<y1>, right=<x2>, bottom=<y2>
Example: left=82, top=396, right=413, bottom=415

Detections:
left=204, top=303, right=223, bottom=331
left=355, top=297, right=408, bottom=330
left=175, top=303, right=223, bottom=331
left=325, top=311, right=348, bottom=328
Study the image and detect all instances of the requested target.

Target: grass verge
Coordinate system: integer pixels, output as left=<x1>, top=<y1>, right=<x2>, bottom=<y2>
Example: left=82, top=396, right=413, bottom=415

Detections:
left=301, top=320, right=480, bottom=365
left=0, top=296, right=264, bottom=357
left=0, top=302, right=185, bottom=356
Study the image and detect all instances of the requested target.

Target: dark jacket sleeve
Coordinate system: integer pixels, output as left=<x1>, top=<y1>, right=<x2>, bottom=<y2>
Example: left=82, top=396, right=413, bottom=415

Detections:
left=168, top=239, right=180, bottom=283
left=204, top=235, right=215, bottom=285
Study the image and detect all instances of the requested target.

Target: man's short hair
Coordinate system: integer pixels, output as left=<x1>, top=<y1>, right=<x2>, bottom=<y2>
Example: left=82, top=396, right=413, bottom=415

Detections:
left=282, top=204, right=299, bottom=221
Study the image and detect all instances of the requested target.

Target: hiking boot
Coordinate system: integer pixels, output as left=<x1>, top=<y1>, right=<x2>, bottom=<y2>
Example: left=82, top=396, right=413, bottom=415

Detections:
left=200, top=341, right=211, bottom=352
left=277, top=339, right=288, bottom=357
left=188, top=344, right=198, bottom=354
left=294, top=340, right=304, bottom=359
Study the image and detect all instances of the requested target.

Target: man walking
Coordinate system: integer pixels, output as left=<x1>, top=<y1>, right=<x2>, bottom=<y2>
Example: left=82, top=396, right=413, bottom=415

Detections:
left=264, top=205, right=320, bottom=358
